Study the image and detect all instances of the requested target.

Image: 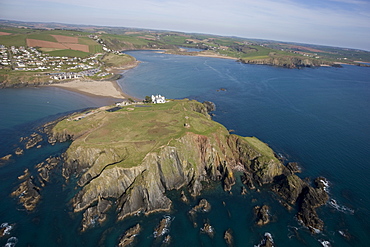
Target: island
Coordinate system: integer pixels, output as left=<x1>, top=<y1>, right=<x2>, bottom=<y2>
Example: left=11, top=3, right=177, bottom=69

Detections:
left=12, top=99, right=329, bottom=238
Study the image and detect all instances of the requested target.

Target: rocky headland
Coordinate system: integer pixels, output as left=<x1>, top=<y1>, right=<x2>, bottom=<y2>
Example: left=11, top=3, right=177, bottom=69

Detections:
left=12, top=99, right=329, bottom=237
left=239, top=55, right=337, bottom=69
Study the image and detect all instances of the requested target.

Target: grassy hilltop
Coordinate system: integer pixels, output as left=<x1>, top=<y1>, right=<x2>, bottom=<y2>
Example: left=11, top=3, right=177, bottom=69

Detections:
left=53, top=99, right=278, bottom=171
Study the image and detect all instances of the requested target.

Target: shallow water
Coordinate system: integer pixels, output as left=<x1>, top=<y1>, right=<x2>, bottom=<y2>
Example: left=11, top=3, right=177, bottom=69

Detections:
left=0, top=51, right=369, bottom=246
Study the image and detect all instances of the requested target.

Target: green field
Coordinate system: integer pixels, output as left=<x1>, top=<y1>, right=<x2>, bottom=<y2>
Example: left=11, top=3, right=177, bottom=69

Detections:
left=53, top=100, right=227, bottom=168
left=101, top=53, right=135, bottom=67
left=46, top=49, right=90, bottom=58
left=0, top=34, right=28, bottom=46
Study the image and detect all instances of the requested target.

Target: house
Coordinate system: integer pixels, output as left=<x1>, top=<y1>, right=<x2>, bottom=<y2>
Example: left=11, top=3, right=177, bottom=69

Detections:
left=151, top=94, right=166, bottom=104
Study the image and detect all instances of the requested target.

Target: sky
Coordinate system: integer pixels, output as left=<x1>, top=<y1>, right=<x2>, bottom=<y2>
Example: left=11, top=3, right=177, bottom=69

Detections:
left=1, top=0, right=370, bottom=50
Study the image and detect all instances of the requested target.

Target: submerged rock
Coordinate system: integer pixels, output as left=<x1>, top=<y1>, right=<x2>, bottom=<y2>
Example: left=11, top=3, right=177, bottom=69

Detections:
left=224, top=228, right=234, bottom=246
left=118, top=224, right=141, bottom=247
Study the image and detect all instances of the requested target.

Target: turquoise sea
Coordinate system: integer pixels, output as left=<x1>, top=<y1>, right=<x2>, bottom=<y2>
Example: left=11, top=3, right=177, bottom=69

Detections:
left=0, top=51, right=369, bottom=246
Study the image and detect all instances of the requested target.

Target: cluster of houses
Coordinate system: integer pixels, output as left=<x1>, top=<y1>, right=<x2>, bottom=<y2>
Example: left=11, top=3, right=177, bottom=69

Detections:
left=88, top=35, right=121, bottom=55
left=0, top=45, right=10, bottom=67
left=49, top=68, right=101, bottom=80
left=0, top=45, right=101, bottom=73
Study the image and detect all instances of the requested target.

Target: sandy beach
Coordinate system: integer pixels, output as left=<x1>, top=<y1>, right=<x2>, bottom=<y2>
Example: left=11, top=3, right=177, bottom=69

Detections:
left=196, top=53, right=237, bottom=60
left=50, top=79, right=137, bottom=100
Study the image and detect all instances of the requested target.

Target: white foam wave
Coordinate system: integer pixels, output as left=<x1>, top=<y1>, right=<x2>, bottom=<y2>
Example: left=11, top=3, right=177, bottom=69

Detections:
left=320, top=178, right=330, bottom=193
left=328, top=199, right=355, bottom=214
left=318, top=239, right=331, bottom=247
left=1, top=223, right=13, bottom=235
left=5, top=237, right=18, bottom=247
left=254, top=232, right=274, bottom=247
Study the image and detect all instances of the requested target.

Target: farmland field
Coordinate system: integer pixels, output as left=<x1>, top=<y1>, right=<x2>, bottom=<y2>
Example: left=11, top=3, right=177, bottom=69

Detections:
left=47, top=49, right=90, bottom=58
left=51, top=35, right=79, bottom=43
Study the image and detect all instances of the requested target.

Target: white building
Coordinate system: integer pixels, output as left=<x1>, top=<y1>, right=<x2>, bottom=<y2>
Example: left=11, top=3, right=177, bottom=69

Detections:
left=151, top=94, right=166, bottom=104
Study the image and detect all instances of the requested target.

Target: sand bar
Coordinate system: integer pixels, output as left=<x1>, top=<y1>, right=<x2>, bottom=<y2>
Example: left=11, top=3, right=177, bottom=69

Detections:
left=51, top=79, right=130, bottom=99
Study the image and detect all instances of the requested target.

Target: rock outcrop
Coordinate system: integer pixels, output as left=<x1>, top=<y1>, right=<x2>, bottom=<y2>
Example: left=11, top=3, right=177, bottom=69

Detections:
left=11, top=176, right=40, bottom=211
left=118, top=224, right=141, bottom=247
left=272, top=175, right=329, bottom=232
left=254, top=205, right=270, bottom=226
left=188, top=199, right=211, bottom=227
left=153, top=216, right=172, bottom=238
left=201, top=222, right=214, bottom=238
left=24, top=133, right=43, bottom=149
left=256, top=232, right=274, bottom=247
left=11, top=156, right=62, bottom=211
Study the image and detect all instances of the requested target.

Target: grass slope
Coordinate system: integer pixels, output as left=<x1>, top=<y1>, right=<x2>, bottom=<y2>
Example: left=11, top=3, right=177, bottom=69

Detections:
left=47, top=49, right=90, bottom=58
left=53, top=100, right=227, bottom=168
left=101, top=53, right=136, bottom=67
left=53, top=99, right=277, bottom=173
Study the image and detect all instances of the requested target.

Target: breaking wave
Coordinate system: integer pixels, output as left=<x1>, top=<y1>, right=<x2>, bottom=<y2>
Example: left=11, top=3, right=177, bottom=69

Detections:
left=5, top=237, right=18, bottom=247
left=328, top=199, right=355, bottom=214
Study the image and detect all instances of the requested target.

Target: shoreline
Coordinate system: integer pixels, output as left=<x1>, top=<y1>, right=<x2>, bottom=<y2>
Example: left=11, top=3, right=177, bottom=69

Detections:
left=49, top=78, right=141, bottom=102
left=47, top=60, right=142, bottom=102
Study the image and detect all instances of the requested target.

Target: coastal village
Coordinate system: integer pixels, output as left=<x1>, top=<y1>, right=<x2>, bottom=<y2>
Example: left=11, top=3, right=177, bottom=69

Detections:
left=0, top=44, right=112, bottom=80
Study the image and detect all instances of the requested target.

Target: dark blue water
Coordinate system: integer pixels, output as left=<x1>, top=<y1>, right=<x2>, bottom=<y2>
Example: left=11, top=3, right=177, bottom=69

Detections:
left=0, top=51, right=369, bottom=246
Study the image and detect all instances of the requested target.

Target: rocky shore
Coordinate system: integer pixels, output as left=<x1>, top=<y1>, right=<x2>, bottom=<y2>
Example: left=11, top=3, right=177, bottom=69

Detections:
left=11, top=99, right=330, bottom=241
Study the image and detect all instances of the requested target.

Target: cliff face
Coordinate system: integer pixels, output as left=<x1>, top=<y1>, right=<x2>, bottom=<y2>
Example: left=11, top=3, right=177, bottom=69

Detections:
left=49, top=99, right=327, bottom=232
left=61, top=132, right=284, bottom=231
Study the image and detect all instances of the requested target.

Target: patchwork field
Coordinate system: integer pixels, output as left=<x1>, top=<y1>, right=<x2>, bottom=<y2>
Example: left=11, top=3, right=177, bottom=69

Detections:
left=0, top=28, right=101, bottom=56
left=51, top=34, right=79, bottom=43
left=26, top=36, right=89, bottom=52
